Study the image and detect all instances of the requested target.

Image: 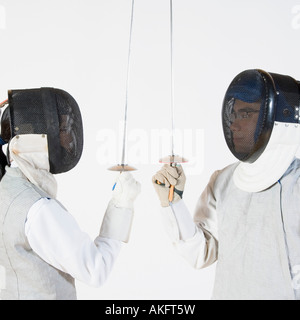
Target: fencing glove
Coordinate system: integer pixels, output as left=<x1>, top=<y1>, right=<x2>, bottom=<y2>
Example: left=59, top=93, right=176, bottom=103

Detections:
left=100, top=172, right=141, bottom=243
left=152, top=164, right=186, bottom=207
left=111, top=172, right=141, bottom=210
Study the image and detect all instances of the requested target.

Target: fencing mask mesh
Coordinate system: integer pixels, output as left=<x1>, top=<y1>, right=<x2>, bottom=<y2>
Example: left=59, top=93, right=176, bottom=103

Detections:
left=222, top=69, right=300, bottom=163
left=222, top=69, right=300, bottom=192
left=0, top=87, right=83, bottom=178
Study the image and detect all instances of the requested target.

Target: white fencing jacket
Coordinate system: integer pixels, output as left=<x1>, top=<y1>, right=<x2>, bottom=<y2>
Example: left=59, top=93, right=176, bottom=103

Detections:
left=25, top=198, right=122, bottom=288
left=161, top=159, right=300, bottom=300
left=0, top=166, right=133, bottom=299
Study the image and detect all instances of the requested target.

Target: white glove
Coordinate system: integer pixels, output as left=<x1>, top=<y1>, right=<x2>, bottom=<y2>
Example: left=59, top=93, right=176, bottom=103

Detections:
left=152, top=164, right=186, bottom=207
left=111, top=172, right=141, bottom=210
left=100, top=172, right=141, bottom=243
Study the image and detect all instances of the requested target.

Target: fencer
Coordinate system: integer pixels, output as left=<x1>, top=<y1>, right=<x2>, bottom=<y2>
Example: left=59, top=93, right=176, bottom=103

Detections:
left=153, top=69, right=300, bottom=300
left=0, top=88, right=141, bottom=300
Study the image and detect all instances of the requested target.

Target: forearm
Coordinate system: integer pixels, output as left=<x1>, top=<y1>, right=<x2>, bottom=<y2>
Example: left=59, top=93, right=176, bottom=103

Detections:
left=99, top=200, right=134, bottom=243
left=25, top=198, right=123, bottom=287
left=66, top=235, right=122, bottom=287
left=161, top=200, right=218, bottom=269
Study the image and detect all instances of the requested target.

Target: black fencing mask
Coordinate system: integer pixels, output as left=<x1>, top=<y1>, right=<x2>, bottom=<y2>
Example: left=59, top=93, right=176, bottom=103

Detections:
left=0, top=88, right=83, bottom=179
left=222, top=69, right=300, bottom=192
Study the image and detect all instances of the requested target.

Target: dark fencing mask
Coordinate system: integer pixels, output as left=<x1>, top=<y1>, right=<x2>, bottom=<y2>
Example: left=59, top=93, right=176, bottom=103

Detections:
left=0, top=88, right=83, bottom=179
left=222, top=69, right=300, bottom=192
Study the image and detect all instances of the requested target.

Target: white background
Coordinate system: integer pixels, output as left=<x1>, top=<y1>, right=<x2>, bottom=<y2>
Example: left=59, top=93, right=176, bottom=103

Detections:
left=1, top=0, right=300, bottom=300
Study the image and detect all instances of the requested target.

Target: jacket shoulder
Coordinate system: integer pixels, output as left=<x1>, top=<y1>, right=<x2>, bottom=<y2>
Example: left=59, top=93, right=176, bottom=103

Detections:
left=211, top=162, right=239, bottom=195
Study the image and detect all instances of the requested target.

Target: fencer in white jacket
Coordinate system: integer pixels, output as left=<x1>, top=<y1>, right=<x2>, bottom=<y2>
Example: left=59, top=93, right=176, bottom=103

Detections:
left=0, top=88, right=141, bottom=300
left=152, top=69, right=300, bottom=300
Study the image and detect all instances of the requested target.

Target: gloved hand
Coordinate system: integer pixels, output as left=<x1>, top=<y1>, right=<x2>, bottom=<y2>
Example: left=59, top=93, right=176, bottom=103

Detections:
left=100, top=172, right=141, bottom=243
left=111, top=171, right=141, bottom=210
left=152, top=164, right=186, bottom=207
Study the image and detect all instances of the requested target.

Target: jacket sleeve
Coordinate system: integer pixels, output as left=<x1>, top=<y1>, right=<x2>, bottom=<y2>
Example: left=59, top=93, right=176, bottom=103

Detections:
left=160, top=170, right=219, bottom=269
left=99, top=199, right=134, bottom=243
left=25, top=198, right=123, bottom=288
left=192, top=170, right=219, bottom=268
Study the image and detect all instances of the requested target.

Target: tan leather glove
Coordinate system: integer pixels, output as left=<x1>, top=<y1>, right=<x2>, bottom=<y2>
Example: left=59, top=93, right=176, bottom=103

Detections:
left=152, top=164, right=186, bottom=207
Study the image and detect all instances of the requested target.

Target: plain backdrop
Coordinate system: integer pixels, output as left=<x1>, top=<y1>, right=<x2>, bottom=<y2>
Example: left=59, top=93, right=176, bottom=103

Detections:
left=1, top=0, right=300, bottom=300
